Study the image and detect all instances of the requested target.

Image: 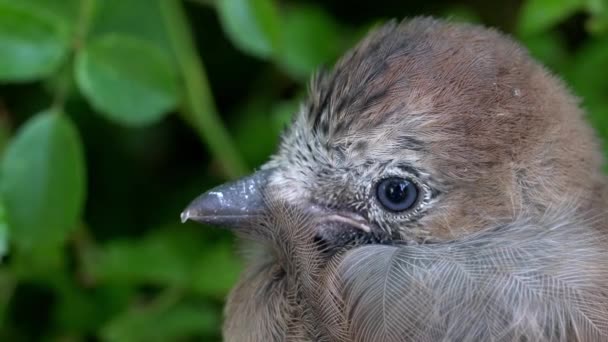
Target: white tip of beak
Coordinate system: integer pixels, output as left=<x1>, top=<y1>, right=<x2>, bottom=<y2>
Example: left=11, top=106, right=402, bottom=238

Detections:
left=180, top=210, right=191, bottom=224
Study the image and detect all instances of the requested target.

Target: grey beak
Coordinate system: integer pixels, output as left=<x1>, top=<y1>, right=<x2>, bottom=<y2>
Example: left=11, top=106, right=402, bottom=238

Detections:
left=180, top=169, right=272, bottom=227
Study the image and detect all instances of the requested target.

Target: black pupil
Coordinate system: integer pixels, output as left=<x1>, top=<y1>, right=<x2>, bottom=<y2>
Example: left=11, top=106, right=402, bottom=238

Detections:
left=376, top=177, right=418, bottom=212
left=385, top=179, right=409, bottom=203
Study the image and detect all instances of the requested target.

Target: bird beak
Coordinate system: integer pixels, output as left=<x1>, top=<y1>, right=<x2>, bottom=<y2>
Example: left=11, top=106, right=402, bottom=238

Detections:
left=180, top=169, right=272, bottom=228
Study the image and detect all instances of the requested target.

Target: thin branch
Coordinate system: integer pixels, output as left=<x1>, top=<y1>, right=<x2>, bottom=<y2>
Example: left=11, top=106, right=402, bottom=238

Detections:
left=52, top=0, right=96, bottom=110
left=160, top=0, right=247, bottom=179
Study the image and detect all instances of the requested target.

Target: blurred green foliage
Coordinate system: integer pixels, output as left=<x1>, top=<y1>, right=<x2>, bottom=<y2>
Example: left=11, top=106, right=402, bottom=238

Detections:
left=0, top=0, right=606, bottom=340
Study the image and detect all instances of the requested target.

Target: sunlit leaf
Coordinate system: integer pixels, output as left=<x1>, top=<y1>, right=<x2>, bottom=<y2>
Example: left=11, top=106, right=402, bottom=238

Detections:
left=216, top=0, right=281, bottom=59
left=75, top=34, right=179, bottom=126
left=518, top=0, right=584, bottom=36
left=278, top=4, right=344, bottom=80
left=0, top=1, right=70, bottom=81
left=1, top=111, right=85, bottom=260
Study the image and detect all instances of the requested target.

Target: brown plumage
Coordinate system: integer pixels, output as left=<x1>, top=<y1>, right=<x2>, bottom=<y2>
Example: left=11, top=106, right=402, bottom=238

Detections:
left=182, top=17, right=608, bottom=341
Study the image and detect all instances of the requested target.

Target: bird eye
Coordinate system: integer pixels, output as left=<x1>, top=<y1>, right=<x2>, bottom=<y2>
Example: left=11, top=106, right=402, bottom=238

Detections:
left=376, top=177, right=419, bottom=212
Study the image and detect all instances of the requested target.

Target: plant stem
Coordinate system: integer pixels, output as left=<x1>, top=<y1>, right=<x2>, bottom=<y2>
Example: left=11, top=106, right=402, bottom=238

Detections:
left=71, top=223, right=99, bottom=287
left=73, top=0, right=96, bottom=48
left=186, top=0, right=216, bottom=8
left=52, top=0, right=96, bottom=110
left=0, top=269, right=16, bottom=329
left=160, top=0, right=247, bottom=179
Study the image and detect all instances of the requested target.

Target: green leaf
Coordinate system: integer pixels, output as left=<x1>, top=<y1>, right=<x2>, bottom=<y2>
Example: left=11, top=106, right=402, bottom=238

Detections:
left=102, top=301, right=220, bottom=342
left=233, top=99, right=284, bottom=168
left=518, top=0, right=584, bottom=36
left=565, top=36, right=608, bottom=164
left=8, top=0, right=81, bottom=26
left=0, top=269, right=15, bottom=329
left=586, top=0, right=606, bottom=15
left=0, top=1, right=70, bottom=81
left=586, top=0, right=608, bottom=34
left=278, top=5, right=344, bottom=80
left=95, top=225, right=241, bottom=298
left=53, top=277, right=134, bottom=334
left=586, top=14, right=608, bottom=34
left=566, top=36, right=608, bottom=156
left=216, top=0, right=281, bottom=59
left=272, top=99, right=299, bottom=133
left=192, top=242, right=241, bottom=297
left=0, top=200, right=8, bottom=261
left=1, top=111, right=85, bottom=260
left=95, top=234, right=189, bottom=286
left=442, top=5, right=482, bottom=23
left=520, top=31, right=569, bottom=73
left=75, top=34, right=179, bottom=126
left=91, top=0, right=172, bottom=52
left=94, top=226, right=212, bottom=288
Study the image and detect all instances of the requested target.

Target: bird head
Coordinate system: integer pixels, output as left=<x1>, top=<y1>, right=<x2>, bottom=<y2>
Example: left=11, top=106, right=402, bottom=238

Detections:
left=182, top=17, right=605, bottom=251
left=181, top=17, right=608, bottom=342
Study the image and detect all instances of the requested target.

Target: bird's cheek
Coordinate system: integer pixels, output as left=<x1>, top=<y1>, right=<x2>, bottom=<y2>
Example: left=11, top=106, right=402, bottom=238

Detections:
left=419, top=211, right=486, bottom=241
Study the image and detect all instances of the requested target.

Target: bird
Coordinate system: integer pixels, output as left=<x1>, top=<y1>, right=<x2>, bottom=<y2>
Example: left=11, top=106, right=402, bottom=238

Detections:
left=181, top=17, right=608, bottom=341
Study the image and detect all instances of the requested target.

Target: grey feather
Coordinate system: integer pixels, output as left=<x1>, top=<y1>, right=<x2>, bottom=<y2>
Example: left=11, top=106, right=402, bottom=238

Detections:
left=226, top=198, right=608, bottom=341
left=337, top=210, right=608, bottom=341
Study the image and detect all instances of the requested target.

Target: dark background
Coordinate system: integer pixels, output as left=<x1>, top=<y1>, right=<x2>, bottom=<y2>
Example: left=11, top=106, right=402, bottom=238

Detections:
left=0, top=0, right=606, bottom=340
